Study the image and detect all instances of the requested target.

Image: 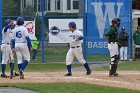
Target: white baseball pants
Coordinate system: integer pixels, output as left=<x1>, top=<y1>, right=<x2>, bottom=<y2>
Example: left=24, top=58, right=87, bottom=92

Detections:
left=1, top=44, right=14, bottom=64
left=108, top=43, right=119, bottom=61
left=120, top=47, right=128, bottom=60
left=15, top=43, right=30, bottom=64
left=66, top=47, right=86, bottom=65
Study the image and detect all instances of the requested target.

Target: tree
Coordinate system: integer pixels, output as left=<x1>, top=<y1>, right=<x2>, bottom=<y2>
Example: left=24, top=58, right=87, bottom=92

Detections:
left=2, top=0, right=16, bottom=16
left=22, top=5, right=36, bottom=16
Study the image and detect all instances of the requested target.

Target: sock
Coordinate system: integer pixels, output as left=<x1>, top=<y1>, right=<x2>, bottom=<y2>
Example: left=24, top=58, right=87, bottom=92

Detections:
left=10, top=63, right=14, bottom=75
left=84, top=63, right=90, bottom=71
left=1, top=64, right=6, bottom=74
left=66, top=65, right=71, bottom=73
left=20, top=60, right=28, bottom=72
left=10, top=63, right=14, bottom=70
left=18, top=63, right=23, bottom=71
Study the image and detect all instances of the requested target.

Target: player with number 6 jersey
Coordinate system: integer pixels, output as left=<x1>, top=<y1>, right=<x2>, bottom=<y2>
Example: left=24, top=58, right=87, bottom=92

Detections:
left=12, top=17, right=32, bottom=79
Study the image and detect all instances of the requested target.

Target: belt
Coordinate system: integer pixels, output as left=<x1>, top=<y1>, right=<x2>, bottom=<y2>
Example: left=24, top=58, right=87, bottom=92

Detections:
left=71, top=46, right=80, bottom=48
left=109, top=42, right=117, bottom=44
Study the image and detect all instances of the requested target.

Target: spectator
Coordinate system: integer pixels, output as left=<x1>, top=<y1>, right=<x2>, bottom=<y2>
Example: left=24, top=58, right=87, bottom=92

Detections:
left=133, top=26, right=140, bottom=61
left=31, top=36, right=40, bottom=60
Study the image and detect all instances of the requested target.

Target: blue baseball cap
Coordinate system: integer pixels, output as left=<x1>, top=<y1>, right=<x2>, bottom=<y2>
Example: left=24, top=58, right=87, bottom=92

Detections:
left=5, top=19, right=11, bottom=25
left=68, top=22, right=76, bottom=27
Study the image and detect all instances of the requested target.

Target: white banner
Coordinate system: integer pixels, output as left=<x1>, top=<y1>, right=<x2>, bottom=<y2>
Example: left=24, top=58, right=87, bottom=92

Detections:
left=14, top=21, right=35, bottom=39
left=24, top=21, right=35, bottom=39
left=49, top=19, right=83, bottom=43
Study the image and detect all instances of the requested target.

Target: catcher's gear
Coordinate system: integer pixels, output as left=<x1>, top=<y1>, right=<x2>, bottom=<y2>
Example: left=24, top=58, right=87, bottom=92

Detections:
left=112, top=18, right=121, bottom=27
left=17, top=17, right=24, bottom=25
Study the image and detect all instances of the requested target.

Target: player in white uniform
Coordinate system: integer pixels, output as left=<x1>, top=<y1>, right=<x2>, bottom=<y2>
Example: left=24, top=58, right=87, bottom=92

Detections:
left=12, top=17, right=32, bottom=79
left=1, top=19, right=16, bottom=78
left=65, top=22, right=91, bottom=76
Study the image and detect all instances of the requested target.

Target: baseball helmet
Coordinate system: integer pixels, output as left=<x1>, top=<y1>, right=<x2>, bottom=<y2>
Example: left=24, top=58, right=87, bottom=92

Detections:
left=17, top=17, right=24, bottom=25
left=112, top=18, right=121, bottom=27
left=122, top=27, right=125, bottom=30
left=5, top=19, right=11, bottom=25
left=68, top=22, right=76, bottom=27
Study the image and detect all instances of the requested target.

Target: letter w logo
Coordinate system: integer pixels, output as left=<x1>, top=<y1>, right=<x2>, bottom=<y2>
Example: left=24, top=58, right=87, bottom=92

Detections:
left=91, top=2, right=123, bottom=38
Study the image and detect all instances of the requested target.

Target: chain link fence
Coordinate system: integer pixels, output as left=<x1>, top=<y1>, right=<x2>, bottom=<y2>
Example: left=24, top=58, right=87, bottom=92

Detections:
left=0, top=0, right=134, bottom=64
left=1, top=0, right=87, bottom=64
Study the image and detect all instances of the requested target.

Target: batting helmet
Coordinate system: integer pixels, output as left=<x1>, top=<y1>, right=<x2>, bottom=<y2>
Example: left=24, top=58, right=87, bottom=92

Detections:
left=17, top=17, right=24, bottom=25
left=5, top=19, right=11, bottom=25
left=68, top=22, right=76, bottom=27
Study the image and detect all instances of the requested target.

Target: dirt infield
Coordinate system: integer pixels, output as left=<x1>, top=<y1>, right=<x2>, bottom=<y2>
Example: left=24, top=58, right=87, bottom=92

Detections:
left=0, top=71, right=140, bottom=91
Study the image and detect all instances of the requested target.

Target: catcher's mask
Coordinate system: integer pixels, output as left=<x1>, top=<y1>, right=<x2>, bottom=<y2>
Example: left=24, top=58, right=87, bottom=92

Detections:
left=112, top=18, right=121, bottom=27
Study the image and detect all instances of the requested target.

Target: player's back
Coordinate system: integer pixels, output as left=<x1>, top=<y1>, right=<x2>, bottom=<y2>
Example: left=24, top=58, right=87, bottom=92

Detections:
left=2, top=27, right=11, bottom=44
left=13, top=26, right=28, bottom=43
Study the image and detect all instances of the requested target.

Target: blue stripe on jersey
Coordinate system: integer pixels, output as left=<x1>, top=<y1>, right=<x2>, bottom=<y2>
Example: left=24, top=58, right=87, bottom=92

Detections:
left=11, top=39, right=15, bottom=48
left=4, top=25, right=10, bottom=33
left=26, top=36, right=32, bottom=48
left=78, top=35, right=84, bottom=40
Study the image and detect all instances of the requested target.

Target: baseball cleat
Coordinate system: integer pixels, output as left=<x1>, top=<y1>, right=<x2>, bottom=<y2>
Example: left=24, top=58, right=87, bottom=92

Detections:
left=109, top=73, right=119, bottom=77
left=86, top=69, right=91, bottom=75
left=109, top=74, right=113, bottom=77
left=15, top=72, right=20, bottom=76
left=1, top=74, right=10, bottom=78
left=113, top=73, right=119, bottom=77
left=65, top=72, right=72, bottom=76
left=19, top=70, right=24, bottom=79
left=10, top=75, right=13, bottom=79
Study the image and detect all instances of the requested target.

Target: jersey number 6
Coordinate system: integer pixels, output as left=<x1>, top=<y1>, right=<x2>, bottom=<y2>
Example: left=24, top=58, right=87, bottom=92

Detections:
left=16, top=31, right=22, bottom=38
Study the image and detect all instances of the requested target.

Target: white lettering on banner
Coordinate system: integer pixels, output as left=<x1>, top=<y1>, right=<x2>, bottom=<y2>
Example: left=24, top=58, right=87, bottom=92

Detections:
left=91, top=2, right=123, bottom=38
left=88, top=42, right=108, bottom=48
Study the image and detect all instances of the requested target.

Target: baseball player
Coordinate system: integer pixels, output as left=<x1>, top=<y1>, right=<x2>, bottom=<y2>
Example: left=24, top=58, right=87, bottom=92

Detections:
left=105, top=18, right=120, bottom=77
left=118, top=27, right=129, bottom=61
left=12, top=17, right=32, bottom=79
left=1, top=19, right=17, bottom=78
left=133, top=26, right=140, bottom=61
left=65, top=22, right=91, bottom=76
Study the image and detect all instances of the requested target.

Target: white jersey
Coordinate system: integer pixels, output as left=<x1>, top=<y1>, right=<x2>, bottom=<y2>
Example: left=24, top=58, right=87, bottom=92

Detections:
left=2, top=27, right=12, bottom=44
left=69, top=29, right=83, bottom=47
left=12, top=26, right=29, bottom=43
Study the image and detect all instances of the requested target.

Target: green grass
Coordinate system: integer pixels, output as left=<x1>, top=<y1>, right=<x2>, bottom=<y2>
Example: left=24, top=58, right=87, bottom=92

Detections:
left=87, top=55, right=110, bottom=62
left=95, top=61, right=140, bottom=71
left=0, top=83, right=139, bottom=93
left=30, top=46, right=110, bottom=63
